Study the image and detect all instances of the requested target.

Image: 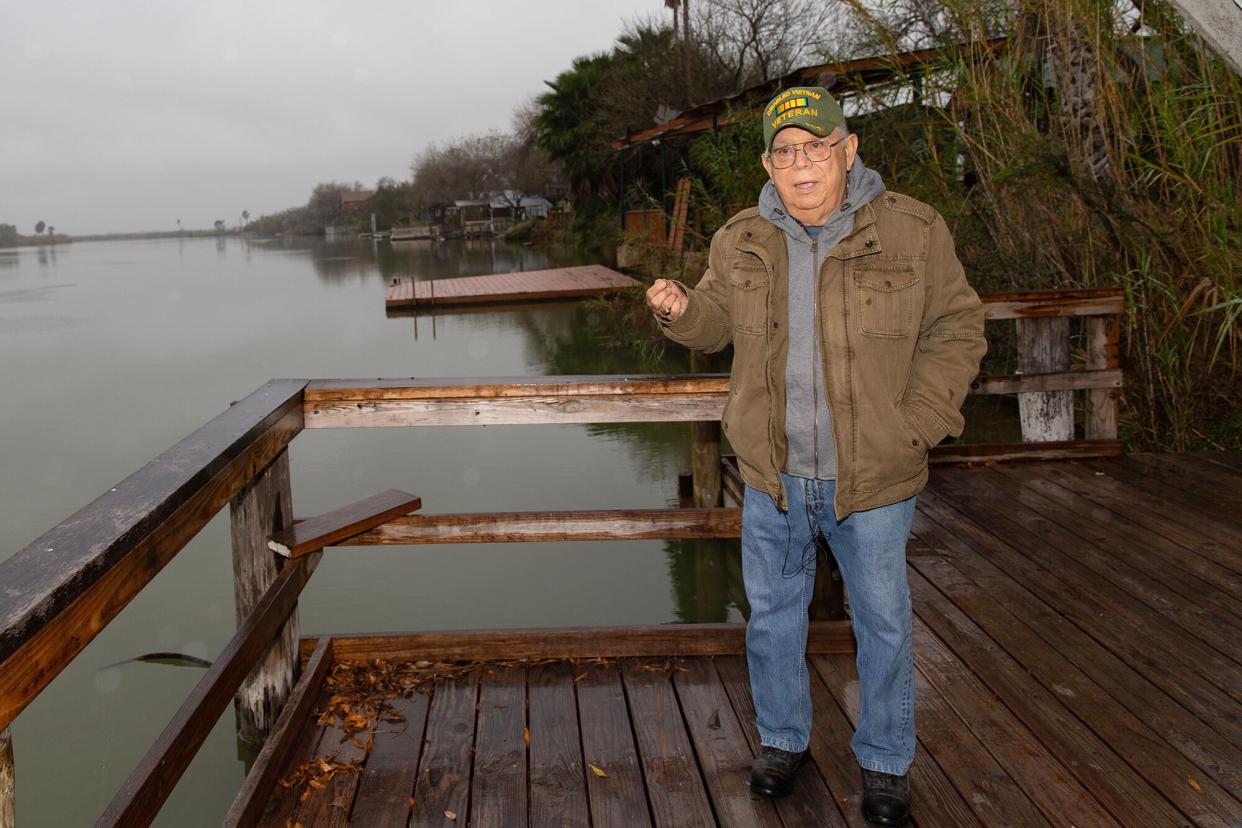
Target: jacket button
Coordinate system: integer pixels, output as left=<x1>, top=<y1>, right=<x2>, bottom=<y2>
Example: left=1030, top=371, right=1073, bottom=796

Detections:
left=772, top=321, right=779, bottom=329
left=887, top=196, right=896, bottom=205
left=745, top=231, right=752, bottom=238
left=911, top=438, right=919, bottom=447
left=884, top=280, right=892, bottom=288
left=744, top=279, right=752, bottom=287
left=865, top=239, right=874, bottom=247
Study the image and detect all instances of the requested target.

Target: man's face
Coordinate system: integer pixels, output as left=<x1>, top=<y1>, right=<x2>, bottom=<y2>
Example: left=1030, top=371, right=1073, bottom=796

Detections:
left=761, top=126, right=858, bottom=225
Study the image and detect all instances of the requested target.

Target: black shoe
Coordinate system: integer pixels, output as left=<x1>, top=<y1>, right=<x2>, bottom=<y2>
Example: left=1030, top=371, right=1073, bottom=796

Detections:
left=749, top=746, right=809, bottom=798
left=861, top=767, right=911, bottom=826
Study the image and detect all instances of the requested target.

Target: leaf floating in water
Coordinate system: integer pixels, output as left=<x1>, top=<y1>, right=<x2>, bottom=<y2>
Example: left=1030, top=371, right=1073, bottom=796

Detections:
left=590, top=763, right=609, bottom=778
left=707, top=709, right=721, bottom=730
left=98, top=651, right=213, bottom=671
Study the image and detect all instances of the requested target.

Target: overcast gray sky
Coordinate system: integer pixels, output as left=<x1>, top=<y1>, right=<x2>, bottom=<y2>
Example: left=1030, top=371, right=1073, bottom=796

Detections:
left=1, top=1, right=663, bottom=235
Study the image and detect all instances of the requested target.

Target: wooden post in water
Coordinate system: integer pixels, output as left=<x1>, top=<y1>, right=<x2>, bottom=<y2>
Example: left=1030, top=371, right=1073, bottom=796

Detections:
left=0, top=727, right=13, bottom=828
left=690, top=351, right=723, bottom=508
left=1085, top=316, right=1120, bottom=439
left=1016, top=317, right=1074, bottom=441
left=229, top=450, right=299, bottom=746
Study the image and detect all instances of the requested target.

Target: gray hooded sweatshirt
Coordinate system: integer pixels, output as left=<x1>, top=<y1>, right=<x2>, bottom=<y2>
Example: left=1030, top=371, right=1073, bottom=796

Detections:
left=758, top=158, right=886, bottom=480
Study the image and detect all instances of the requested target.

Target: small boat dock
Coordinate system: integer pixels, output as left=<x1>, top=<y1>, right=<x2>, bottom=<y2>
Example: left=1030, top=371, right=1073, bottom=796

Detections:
left=385, top=265, right=641, bottom=310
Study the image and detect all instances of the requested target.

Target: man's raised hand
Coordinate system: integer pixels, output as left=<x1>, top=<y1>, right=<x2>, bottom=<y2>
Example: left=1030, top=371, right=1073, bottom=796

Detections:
left=645, top=279, right=687, bottom=323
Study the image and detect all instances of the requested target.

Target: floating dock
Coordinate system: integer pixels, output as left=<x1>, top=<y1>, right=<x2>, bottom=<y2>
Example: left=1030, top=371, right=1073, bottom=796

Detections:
left=385, top=265, right=641, bottom=310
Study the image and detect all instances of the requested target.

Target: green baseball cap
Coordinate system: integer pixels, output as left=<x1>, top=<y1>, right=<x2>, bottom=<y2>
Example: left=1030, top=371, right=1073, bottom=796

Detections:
left=762, top=86, right=847, bottom=150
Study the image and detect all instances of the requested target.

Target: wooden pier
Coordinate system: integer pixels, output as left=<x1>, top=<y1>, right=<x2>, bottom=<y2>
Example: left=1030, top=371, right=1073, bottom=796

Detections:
left=228, top=452, right=1242, bottom=827
left=3, top=289, right=1242, bottom=826
left=384, top=265, right=641, bottom=310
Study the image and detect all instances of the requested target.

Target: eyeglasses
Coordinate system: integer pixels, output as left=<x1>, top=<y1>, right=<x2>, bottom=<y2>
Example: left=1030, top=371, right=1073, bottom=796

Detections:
left=765, top=136, right=848, bottom=169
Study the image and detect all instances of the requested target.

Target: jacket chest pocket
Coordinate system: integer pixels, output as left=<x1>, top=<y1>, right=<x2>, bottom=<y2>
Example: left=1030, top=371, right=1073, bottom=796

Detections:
left=853, top=264, right=920, bottom=338
left=729, top=267, right=770, bottom=335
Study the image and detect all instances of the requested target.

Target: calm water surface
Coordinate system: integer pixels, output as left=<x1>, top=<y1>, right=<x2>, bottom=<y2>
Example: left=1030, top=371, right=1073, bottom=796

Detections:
left=0, top=237, right=742, bottom=826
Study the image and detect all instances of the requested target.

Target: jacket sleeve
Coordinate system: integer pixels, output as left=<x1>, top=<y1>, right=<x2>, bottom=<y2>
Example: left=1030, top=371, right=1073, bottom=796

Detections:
left=656, top=227, right=734, bottom=354
left=901, top=215, right=987, bottom=447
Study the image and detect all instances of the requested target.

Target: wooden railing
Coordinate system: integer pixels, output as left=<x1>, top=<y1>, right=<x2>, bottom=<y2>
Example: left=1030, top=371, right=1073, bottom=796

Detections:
left=0, top=288, right=1125, bottom=826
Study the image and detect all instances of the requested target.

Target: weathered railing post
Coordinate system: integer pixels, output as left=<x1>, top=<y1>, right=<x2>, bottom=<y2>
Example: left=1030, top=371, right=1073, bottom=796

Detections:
left=229, top=450, right=299, bottom=746
left=690, top=352, right=723, bottom=507
left=0, top=727, right=13, bottom=828
left=1085, top=316, right=1120, bottom=439
left=1016, top=317, right=1074, bottom=441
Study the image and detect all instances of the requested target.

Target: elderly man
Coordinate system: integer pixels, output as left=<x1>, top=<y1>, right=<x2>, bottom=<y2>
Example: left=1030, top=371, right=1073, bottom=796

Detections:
left=646, top=87, right=985, bottom=826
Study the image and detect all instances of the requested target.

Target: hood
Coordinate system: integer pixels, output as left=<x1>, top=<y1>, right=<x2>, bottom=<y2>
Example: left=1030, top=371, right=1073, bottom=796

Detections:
left=758, top=157, right=886, bottom=241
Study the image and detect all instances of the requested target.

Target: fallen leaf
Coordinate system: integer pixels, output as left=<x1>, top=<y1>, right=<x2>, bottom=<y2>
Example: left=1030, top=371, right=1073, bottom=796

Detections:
left=707, top=709, right=721, bottom=730
left=590, top=763, right=609, bottom=778
left=524, top=726, right=531, bottom=747
left=408, top=796, right=415, bottom=808
left=445, top=809, right=458, bottom=820
left=1188, top=777, right=1204, bottom=792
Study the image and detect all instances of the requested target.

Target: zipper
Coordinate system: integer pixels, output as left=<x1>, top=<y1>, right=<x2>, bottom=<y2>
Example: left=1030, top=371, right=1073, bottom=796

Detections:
left=810, top=237, right=820, bottom=479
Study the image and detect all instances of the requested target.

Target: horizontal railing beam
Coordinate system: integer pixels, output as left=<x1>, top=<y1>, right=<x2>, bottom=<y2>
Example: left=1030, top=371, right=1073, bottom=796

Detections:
left=327, top=508, right=743, bottom=545
left=300, top=622, right=855, bottom=662
left=303, top=375, right=730, bottom=428
left=0, top=379, right=308, bottom=731
left=969, top=368, right=1122, bottom=395
left=981, top=288, right=1124, bottom=320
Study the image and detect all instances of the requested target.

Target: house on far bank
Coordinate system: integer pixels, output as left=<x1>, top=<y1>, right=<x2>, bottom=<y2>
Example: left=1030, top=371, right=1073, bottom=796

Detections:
left=340, top=190, right=375, bottom=215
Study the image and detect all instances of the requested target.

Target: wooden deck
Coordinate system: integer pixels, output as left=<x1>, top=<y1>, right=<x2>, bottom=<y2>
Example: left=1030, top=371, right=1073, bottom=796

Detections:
left=385, top=265, right=642, bottom=310
left=238, top=451, right=1242, bottom=827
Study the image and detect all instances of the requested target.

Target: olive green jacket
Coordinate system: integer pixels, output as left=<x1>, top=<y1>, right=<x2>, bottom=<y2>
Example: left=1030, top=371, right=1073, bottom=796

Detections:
left=662, top=191, right=987, bottom=517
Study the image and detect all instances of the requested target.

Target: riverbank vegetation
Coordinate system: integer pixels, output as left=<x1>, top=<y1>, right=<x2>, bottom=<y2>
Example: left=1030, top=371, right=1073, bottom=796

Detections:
left=528, top=0, right=1239, bottom=451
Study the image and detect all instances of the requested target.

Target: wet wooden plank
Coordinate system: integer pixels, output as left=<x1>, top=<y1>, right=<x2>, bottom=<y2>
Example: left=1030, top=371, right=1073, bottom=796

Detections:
left=299, top=621, right=855, bottom=662
left=528, top=662, right=589, bottom=828
left=905, top=624, right=1123, bottom=827
left=619, top=659, right=716, bottom=828
left=915, top=486, right=1242, bottom=751
left=811, top=654, right=985, bottom=828
left=290, top=690, right=370, bottom=828
left=410, top=671, right=478, bottom=827
left=907, top=566, right=1218, bottom=826
left=672, top=657, right=781, bottom=828
left=1081, top=458, right=1242, bottom=551
left=0, top=379, right=306, bottom=730
left=348, top=693, right=431, bottom=828
left=906, top=540, right=1242, bottom=822
left=994, top=462, right=1242, bottom=615
left=342, top=508, right=742, bottom=545
left=909, top=668, right=1053, bottom=828
left=954, top=467, right=1242, bottom=662
left=1119, top=453, right=1242, bottom=512
left=225, top=637, right=334, bottom=828
left=270, top=490, right=422, bottom=557
left=1022, top=461, right=1242, bottom=577
left=575, top=661, right=652, bottom=827
left=471, top=668, right=528, bottom=827
left=712, top=656, right=848, bottom=827
left=931, top=468, right=1242, bottom=701
left=255, top=689, right=334, bottom=827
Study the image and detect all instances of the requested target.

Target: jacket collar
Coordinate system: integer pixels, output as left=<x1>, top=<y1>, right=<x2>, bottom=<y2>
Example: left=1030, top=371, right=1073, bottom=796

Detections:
left=737, top=201, right=881, bottom=261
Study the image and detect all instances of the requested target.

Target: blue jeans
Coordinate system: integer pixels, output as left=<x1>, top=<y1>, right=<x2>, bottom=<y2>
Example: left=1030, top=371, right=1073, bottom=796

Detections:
left=741, top=473, right=916, bottom=775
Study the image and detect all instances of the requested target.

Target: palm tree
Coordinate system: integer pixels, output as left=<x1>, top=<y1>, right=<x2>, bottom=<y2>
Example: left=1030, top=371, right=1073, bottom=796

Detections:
left=35, top=221, right=45, bottom=235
